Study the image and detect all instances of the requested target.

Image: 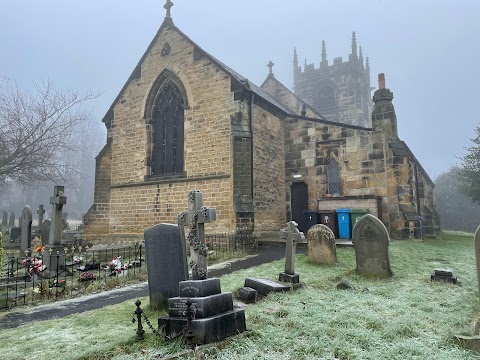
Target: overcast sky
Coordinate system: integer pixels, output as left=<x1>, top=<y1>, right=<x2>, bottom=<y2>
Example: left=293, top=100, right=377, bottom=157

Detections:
left=1, top=0, right=479, bottom=179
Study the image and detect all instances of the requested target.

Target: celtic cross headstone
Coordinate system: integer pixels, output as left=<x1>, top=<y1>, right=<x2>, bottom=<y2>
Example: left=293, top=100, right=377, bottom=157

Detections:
left=178, top=190, right=216, bottom=280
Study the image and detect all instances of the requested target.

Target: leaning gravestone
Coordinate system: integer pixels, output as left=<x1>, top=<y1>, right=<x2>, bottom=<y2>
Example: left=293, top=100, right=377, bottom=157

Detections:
left=41, top=219, right=51, bottom=247
left=20, top=205, right=33, bottom=254
left=352, top=214, right=392, bottom=278
left=144, top=223, right=188, bottom=309
left=307, top=224, right=337, bottom=265
left=474, top=225, right=480, bottom=297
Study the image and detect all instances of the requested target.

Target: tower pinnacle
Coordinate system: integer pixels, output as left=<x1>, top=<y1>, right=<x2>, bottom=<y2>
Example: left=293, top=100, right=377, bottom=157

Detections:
left=365, top=57, right=370, bottom=72
left=359, top=46, right=364, bottom=66
left=164, top=0, right=174, bottom=21
left=321, top=40, right=327, bottom=63
left=351, top=31, right=358, bottom=58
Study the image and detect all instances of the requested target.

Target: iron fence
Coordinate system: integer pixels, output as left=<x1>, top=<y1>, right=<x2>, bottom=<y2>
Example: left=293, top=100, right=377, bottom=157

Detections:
left=0, top=243, right=145, bottom=309
left=0, top=230, right=257, bottom=310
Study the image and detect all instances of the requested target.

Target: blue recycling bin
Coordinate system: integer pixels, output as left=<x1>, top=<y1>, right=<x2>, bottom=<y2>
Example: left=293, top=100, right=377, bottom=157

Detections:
left=336, top=208, right=351, bottom=239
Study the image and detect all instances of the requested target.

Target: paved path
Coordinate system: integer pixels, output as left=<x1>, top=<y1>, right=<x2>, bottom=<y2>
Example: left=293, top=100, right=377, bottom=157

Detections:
left=0, top=244, right=304, bottom=329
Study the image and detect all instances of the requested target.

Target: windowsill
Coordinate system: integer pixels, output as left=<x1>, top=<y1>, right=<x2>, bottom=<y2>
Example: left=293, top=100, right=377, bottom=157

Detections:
left=144, top=172, right=187, bottom=182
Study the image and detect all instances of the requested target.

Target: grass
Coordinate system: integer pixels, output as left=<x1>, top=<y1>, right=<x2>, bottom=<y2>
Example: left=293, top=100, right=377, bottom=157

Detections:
left=1, top=232, right=480, bottom=359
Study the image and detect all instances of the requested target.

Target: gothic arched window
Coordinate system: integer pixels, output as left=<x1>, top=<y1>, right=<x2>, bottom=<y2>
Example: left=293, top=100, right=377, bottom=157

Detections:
left=151, top=79, right=185, bottom=176
left=327, top=158, right=340, bottom=195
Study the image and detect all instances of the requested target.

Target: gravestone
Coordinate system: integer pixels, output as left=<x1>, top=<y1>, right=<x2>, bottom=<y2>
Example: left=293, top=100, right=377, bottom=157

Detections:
left=159, top=278, right=246, bottom=345
left=37, top=205, right=45, bottom=230
left=9, top=212, right=15, bottom=227
left=43, top=186, right=67, bottom=275
left=352, top=214, right=392, bottom=278
left=2, top=210, right=7, bottom=229
left=475, top=225, right=480, bottom=297
left=178, top=190, right=216, bottom=280
left=278, top=221, right=305, bottom=284
left=144, top=223, right=189, bottom=309
left=20, top=205, right=33, bottom=253
left=307, top=224, right=337, bottom=265
left=10, top=227, right=21, bottom=242
left=41, top=219, right=51, bottom=246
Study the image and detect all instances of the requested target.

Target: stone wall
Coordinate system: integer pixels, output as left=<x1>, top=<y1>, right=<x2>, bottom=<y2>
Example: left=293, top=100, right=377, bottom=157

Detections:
left=252, top=106, right=286, bottom=235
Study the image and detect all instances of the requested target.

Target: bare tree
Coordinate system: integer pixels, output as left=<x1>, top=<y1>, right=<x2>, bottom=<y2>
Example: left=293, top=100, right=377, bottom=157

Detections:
left=0, top=77, right=99, bottom=188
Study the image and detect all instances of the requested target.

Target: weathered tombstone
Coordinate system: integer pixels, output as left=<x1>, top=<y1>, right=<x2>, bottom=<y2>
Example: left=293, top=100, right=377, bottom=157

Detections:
left=43, top=186, right=67, bottom=274
left=37, top=205, right=45, bottom=229
left=278, top=221, right=305, bottom=284
left=41, top=219, right=51, bottom=246
left=8, top=212, right=15, bottom=227
left=20, top=205, right=32, bottom=253
left=352, top=214, right=393, bottom=278
left=475, top=225, right=480, bottom=297
left=307, top=224, right=337, bottom=264
left=178, top=190, right=216, bottom=280
left=10, top=227, right=21, bottom=242
left=2, top=210, right=7, bottom=229
left=144, top=223, right=188, bottom=309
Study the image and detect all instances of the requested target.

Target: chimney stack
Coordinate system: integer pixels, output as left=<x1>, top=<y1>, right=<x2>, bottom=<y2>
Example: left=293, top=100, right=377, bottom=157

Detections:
left=378, top=73, right=385, bottom=89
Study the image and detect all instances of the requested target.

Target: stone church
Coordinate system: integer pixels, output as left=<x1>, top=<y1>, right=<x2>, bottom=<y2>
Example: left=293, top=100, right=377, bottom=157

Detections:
left=83, top=4, right=439, bottom=242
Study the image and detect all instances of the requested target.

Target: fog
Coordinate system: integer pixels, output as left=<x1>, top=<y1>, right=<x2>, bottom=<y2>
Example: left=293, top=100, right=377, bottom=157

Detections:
left=1, top=0, right=479, bottom=179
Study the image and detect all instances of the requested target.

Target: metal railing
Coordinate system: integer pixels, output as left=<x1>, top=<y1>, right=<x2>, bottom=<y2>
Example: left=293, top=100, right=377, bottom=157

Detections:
left=0, top=243, right=145, bottom=309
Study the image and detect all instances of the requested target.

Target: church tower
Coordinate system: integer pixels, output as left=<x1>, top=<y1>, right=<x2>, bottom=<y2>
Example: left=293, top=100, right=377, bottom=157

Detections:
left=293, top=32, right=372, bottom=127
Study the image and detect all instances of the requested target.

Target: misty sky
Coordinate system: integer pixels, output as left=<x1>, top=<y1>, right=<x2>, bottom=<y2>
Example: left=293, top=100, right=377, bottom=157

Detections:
left=1, top=0, right=479, bottom=179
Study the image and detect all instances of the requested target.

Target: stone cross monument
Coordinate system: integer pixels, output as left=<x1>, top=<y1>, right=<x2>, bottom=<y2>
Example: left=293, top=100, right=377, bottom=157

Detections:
left=43, top=186, right=67, bottom=275
left=278, top=221, right=305, bottom=284
left=178, top=190, right=216, bottom=280
left=37, top=205, right=45, bottom=229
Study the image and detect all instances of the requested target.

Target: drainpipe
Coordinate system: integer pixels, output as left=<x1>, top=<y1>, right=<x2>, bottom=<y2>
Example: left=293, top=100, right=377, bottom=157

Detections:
left=249, top=92, right=254, bottom=210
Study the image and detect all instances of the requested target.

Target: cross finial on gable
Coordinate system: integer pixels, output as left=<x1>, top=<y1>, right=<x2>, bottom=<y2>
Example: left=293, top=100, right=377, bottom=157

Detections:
left=267, top=60, right=274, bottom=75
left=164, top=0, right=174, bottom=21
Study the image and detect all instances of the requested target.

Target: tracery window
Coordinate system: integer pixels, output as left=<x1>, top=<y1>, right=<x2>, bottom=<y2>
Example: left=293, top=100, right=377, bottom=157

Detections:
left=151, top=79, right=185, bottom=176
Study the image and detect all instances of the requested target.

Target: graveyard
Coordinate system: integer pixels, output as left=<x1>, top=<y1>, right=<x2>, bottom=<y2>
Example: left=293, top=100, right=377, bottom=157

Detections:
left=0, top=229, right=479, bottom=359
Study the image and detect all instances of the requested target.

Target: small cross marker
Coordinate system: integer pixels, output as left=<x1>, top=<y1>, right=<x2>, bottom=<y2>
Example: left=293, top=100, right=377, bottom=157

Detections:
left=164, top=0, right=174, bottom=21
left=267, top=60, right=274, bottom=75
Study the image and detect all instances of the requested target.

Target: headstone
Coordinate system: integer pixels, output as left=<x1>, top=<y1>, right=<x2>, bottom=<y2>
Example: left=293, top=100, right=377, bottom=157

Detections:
left=278, top=221, right=305, bottom=284
left=307, top=224, right=336, bottom=264
left=20, top=205, right=32, bottom=253
left=41, top=219, right=51, bottom=246
left=352, top=214, right=393, bottom=278
left=43, top=186, right=67, bottom=275
left=239, top=287, right=257, bottom=304
left=431, top=268, right=458, bottom=284
left=244, top=278, right=290, bottom=296
left=8, top=212, right=15, bottom=227
left=37, top=205, right=45, bottom=229
left=10, top=227, right=21, bottom=242
left=144, top=223, right=189, bottom=309
left=158, top=278, right=246, bottom=345
left=2, top=210, right=7, bottom=228
left=178, top=190, right=216, bottom=280
left=475, top=225, right=480, bottom=297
